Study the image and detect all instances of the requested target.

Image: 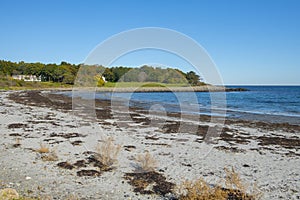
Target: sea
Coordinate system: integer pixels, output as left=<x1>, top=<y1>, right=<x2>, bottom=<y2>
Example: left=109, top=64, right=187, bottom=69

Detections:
left=67, top=86, right=300, bottom=125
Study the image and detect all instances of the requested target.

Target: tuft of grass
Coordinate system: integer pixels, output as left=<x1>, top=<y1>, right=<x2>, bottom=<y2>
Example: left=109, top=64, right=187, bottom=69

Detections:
left=224, top=167, right=247, bottom=198
left=65, top=194, right=79, bottom=200
left=95, top=136, right=121, bottom=170
left=0, top=188, right=20, bottom=199
left=135, top=151, right=157, bottom=172
left=41, top=149, right=58, bottom=162
left=36, top=144, right=58, bottom=161
left=36, top=143, right=50, bottom=154
left=176, top=178, right=225, bottom=200
left=0, top=188, right=38, bottom=199
left=224, top=167, right=262, bottom=200
left=176, top=167, right=262, bottom=200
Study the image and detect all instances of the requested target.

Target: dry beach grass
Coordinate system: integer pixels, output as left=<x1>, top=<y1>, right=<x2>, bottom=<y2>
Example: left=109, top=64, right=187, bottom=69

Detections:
left=95, top=136, right=121, bottom=170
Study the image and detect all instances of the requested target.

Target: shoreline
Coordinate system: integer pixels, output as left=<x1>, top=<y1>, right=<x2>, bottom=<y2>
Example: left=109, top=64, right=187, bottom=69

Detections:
left=9, top=90, right=300, bottom=133
left=56, top=88, right=299, bottom=126
left=0, top=90, right=299, bottom=199
left=1, top=85, right=247, bottom=93
left=94, top=85, right=247, bottom=93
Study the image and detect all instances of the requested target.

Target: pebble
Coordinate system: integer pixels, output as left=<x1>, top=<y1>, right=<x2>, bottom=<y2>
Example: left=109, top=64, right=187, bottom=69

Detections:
left=25, top=176, right=32, bottom=180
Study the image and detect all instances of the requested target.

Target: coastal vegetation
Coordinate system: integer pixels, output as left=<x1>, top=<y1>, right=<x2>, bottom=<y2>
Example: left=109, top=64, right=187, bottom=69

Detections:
left=176, top=167, right=261, bottom=200
left=95, top=136, right=121, bottom=170
left=0, top=60, right=205, bottom=89
left=135, top=151, right=158, bottom=172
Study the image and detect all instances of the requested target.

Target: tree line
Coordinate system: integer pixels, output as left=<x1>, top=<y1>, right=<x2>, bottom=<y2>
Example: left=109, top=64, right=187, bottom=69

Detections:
left=0, top=60, right=204, bottom=86
left=0, top=60, right=79, bottom=84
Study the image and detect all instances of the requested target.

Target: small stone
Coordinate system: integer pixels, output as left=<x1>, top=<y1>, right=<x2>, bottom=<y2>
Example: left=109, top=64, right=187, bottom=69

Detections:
left=25, top=176, right=32, bottom=180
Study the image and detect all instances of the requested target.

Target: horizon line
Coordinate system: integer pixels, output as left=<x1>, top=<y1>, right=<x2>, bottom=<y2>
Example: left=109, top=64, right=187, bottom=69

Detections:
left=224, top=84, right=300, bottom=86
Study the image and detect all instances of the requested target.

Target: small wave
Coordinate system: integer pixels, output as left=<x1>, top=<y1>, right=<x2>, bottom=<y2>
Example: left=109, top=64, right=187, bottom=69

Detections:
left=224, top=108, right=300, bottom=118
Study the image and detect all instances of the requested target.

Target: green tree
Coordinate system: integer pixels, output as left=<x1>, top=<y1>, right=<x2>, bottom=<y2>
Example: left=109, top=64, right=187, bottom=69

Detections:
left=186, top=71, right=200, bottom=86
left=111, top=66, right=131, bottom=82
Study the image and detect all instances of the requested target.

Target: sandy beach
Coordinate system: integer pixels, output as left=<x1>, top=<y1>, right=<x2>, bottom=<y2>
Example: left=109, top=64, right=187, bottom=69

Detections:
left=0, top=90, right=299, bottom=199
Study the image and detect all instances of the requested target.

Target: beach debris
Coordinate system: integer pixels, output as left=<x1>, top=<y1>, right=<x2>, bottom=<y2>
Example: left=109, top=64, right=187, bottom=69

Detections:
left=7, top=123, right=28, bottom=129
left=145, top=136, right=159, bottom=140
left=50, top=132, right=86, bottom=139
left=77, top=170, right=102, bottom=177
left=8, top=133, right=22, bottom=137
left=124, top=171, right=174, bottom=196
left=73, top=160, right=87, bottom=168
left=124, top=145, right=136, bottom=152
left=257, top=136, right=300, bottom=149
left=70, top=140, right=83, bottom=146
left=57, top=162, right=74, bottom=170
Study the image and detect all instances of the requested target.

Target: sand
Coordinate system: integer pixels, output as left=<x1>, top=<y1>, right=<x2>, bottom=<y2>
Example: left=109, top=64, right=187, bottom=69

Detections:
left=0, top=90, right=299, bottom=199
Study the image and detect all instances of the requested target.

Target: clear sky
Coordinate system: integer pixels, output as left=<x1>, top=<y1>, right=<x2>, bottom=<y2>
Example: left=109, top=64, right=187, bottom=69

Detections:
left=0, top=0, right=299, bottom=85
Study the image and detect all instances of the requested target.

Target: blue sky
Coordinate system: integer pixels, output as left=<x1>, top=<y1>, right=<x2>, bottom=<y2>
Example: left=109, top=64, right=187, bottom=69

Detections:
left=0, top=0, right=299, bottom=85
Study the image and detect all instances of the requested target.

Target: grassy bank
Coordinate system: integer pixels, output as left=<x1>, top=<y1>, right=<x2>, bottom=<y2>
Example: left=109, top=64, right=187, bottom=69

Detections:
left=103, top=81, right=192, bottom=88
left=0, top=77, right=196, bottom=90
left=0, top=77, right=72, bottom=90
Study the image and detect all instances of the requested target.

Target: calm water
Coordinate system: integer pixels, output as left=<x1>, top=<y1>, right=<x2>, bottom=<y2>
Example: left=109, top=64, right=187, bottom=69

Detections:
left=223, top=86, right=300, bottom=124
left=68, top=86, right=300, bottom=124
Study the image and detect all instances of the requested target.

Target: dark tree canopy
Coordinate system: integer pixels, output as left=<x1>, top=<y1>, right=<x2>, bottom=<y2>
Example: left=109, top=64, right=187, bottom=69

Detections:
left=0, top=60, right=204, bottom=86
left=186, top=71, right=202, bottom=86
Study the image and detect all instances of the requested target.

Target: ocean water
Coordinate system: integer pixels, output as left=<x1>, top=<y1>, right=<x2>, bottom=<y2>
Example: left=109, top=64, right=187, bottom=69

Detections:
left=68, top=86, right=300, bottom=124
left=223, top=86, right=300, bottom=124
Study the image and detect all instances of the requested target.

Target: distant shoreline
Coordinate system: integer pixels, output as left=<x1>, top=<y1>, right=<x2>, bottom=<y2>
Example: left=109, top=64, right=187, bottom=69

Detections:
left=1, top=85, right=248, bottom=92
left=65, top=85, right=247, bottom=93
left=94, top=85, right=247, bottom=93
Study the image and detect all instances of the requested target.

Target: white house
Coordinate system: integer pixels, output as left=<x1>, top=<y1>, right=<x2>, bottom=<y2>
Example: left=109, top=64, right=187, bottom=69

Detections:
left=12, top=75, right=41, bottom=82
left=102, top=76, right=106, bottom=82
